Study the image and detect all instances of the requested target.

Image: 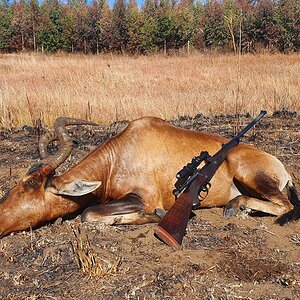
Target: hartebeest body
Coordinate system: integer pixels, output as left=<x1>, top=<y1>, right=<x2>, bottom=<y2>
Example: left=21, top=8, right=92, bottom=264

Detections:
left=0, top=116, right=299, bottom=238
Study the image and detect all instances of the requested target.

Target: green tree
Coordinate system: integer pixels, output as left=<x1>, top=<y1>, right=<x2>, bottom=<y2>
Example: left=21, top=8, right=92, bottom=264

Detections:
left=239, top=0, right=257, bottom=53
left=38, top=0, right=64, bottom=52
left=87, top=0, right=104, bottom=53
left=140, top=0, right=159, bottom=52
left=112, top=0, right=128, bottom=52
left=173, top=1, right=198, bottom=50
left=253, top=0, right=278, bottom=51
left=202, top=0, right=227, bottom=51
left=0, top=0, right=13, bottom=51
left=192, top=1, right=205, bottom=50
left=126, top=0, right=143, bottom=53
left=61, top=5, right=76, bottom=52
left=156, top=0, right=175, bottom=53
left=28, top=0, right=40, bottom=51
left=98, top=0, right=114, bottom=51
left=275, top=0, right=300, bottom=52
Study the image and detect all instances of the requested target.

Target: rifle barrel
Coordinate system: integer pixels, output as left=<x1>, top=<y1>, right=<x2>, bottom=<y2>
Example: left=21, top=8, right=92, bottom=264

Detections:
left=234, top=110, right=267, bottom=141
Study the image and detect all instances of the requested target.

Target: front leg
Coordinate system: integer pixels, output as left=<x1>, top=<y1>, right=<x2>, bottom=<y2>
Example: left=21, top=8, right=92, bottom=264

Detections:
left=81, top=195, right=161, bottom=225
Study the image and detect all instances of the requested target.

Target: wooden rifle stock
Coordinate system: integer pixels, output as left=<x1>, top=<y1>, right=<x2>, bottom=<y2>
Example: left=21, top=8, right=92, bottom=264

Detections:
left=154, top=110, right=267, bottom=248
left=154, top=174, right=207, bottom=248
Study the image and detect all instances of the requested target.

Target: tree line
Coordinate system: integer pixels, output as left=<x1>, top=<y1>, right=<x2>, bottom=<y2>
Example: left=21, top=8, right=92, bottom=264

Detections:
left=0, top=0, right=299, bottom=54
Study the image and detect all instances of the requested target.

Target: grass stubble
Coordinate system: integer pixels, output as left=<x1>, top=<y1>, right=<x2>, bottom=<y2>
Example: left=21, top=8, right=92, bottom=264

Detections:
left=71, top=226, right=122, bottom=277
left=0, top=52, right=299, bottom=128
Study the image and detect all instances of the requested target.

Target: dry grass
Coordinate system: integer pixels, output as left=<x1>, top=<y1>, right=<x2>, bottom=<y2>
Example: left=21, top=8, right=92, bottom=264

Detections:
left=71, top=226, right=122, bottom=277
left=0, top=52, right=299, bottom=127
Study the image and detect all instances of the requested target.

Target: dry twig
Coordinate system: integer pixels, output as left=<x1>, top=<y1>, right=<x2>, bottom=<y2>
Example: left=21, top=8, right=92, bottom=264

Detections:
left=71, top=226, right=122, bottom=277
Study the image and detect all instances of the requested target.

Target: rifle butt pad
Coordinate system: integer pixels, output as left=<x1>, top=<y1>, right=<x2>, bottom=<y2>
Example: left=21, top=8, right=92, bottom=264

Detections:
left=154, top=225, right=181, bottom=249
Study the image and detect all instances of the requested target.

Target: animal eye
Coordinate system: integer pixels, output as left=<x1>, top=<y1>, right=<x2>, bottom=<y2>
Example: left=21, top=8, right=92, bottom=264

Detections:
left=26, top=180, right=38, bottom=188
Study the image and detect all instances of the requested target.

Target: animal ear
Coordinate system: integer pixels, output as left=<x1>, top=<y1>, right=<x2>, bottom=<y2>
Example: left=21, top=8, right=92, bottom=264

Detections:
left=54, top=180, right=102, bottom=196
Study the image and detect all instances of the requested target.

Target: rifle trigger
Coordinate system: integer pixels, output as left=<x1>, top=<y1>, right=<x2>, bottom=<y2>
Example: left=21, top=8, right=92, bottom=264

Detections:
left=199, top=182, right=211, bottom=199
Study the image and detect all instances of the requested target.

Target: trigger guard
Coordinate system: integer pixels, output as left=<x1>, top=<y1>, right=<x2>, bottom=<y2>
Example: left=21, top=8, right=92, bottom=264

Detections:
left=201, top=182, right=211, bottom=193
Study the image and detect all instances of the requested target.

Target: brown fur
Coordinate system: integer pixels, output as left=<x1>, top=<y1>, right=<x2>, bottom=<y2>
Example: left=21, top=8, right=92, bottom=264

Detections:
left=0, top=116, right=299, bottom=237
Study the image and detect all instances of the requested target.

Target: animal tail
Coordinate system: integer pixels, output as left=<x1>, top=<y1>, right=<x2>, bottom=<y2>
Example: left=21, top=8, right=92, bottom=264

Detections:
left=276, top=180, right=300, bottom=225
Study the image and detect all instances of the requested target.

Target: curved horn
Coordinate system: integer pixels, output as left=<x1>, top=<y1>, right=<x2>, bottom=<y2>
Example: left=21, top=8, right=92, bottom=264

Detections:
left=39, top=128, right=56, bottom=160
left=39, top=117, right=98, bottom=169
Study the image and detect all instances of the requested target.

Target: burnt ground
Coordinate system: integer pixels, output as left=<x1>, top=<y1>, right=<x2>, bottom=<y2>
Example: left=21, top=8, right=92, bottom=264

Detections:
left=0, top=111, right=299, bottom=300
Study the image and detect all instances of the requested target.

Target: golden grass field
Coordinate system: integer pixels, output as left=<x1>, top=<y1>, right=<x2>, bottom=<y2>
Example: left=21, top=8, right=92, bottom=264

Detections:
left=0, top=52, right=299, bottom=127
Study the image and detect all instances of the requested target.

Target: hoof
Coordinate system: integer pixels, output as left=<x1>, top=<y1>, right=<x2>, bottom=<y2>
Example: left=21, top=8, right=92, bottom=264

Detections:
left=224, top=203, right=239, bottom=218
left=224, top=204, right=251, bottom=219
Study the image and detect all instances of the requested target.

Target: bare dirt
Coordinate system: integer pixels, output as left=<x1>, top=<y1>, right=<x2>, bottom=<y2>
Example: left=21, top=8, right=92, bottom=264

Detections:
left=0, top=111, right=299, bottom=300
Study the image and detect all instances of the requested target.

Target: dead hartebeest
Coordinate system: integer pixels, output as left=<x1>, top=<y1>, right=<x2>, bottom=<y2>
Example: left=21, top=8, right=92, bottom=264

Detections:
left=0, top=116, right=299, bottom=238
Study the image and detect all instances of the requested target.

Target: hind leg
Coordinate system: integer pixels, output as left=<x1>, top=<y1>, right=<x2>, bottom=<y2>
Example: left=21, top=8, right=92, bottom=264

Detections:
left=224, top=173, right=293, bottom=218
left=224, top=194, right=292, bottom=218
left=81, top=194, right=161, bottom=225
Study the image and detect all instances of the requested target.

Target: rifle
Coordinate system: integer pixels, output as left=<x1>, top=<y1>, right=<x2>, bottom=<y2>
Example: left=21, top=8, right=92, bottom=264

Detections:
left=154, top=110, right=267, bottom=248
